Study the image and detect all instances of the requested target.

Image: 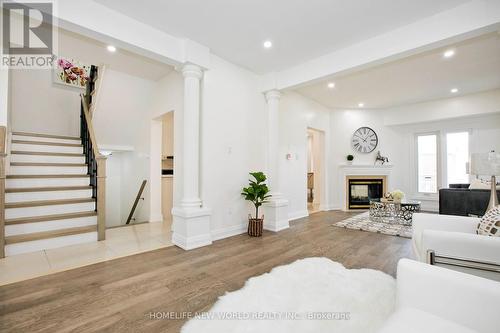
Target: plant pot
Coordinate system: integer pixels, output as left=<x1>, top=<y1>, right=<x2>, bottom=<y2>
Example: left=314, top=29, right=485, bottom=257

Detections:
left=248, top=216, right=264, bottom=237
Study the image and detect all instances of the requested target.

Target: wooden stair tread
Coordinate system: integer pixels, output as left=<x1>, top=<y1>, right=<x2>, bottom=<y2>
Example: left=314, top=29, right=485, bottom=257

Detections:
left=6, top=186, right=92, bottom=193
left=10, top=162, right=87, bottom=167
left=7, top=174, right=89, bottom=179
left=6, top=211, right=97, bottom=225
left=6, top=198, right=95, bottom=209
left=5, top=225, right=97, bottom=245
left=12, top=131, right=80, bottom=141
left=11, top=151, right=84, bottom=157
left=12, top=140, right=82, bottom=147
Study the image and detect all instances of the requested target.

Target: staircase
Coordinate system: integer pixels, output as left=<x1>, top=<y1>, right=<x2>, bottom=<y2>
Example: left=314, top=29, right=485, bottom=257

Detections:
left=0, top=65, right=106, bottom=257
left=4, top=132, right=98, bottom=256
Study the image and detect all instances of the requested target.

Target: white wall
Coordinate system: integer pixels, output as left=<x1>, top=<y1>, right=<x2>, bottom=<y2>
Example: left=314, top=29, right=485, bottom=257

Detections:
left=93, top=69, right=156, bottom=226
left=201, top=55, right=267, bottom=239
left=328, top=108, right=405, bottom=209
left=150, top=70, right=184, bottom=208
left=10, top=69, right=81, bottom=136
left=0, top=69, right=9, bottom=127
left=279, top=91, right=332, bottom=218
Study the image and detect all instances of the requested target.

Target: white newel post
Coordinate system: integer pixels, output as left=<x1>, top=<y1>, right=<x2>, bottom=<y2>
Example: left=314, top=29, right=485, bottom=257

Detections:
left=263, top=90, right=289, bottom=232
left=171, top=64, right=212, bottom=250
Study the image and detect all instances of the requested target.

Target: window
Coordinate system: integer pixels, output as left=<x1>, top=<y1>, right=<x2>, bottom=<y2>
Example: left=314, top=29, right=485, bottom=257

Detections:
left=417, top=134, right=438, bottom=193
left=446, top=132, right=469, bottom=186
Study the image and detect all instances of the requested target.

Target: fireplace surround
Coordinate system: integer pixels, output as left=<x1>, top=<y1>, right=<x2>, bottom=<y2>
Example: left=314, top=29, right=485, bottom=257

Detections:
left=339, top=164, right=393, bottom=211
left=348, top=178, right=384, bottom=209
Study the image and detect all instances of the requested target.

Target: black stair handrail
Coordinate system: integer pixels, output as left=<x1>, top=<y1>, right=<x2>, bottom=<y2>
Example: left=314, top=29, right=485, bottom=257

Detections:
left=81, top=65, right=99, bottom=204
left=126, top=180, right=147, bottom=224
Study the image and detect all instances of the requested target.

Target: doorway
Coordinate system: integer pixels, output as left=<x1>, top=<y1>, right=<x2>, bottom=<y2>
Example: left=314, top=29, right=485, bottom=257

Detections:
left=307, top=128, right=325, bottom=214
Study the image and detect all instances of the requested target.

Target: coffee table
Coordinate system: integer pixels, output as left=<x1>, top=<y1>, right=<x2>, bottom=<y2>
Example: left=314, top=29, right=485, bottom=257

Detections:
left=369, top=199, right=421, bottom=225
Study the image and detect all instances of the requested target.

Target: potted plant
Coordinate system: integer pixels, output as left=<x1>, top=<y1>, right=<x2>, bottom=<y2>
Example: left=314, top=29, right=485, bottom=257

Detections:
left=347, top=154, right=354, bottom=165
left=241, top=172, right=271, bottom=237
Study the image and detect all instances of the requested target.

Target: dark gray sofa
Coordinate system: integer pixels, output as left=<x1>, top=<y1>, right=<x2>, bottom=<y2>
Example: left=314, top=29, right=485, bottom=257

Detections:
left=439, top=183, right=500, bottom=217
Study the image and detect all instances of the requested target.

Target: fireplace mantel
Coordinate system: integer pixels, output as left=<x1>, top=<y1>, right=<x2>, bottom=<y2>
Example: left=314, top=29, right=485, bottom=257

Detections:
left=339, top=164, right=394, bottom=211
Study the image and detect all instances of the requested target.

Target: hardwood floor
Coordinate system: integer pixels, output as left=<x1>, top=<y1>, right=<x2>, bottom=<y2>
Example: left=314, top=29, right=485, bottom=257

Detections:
left=0, top=211, right=412, bottom=333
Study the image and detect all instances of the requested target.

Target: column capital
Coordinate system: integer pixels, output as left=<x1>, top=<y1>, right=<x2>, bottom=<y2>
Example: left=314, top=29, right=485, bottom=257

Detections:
left=264, top=89, right=281, bottom=102
left=182, top=63, right=203, bottom=79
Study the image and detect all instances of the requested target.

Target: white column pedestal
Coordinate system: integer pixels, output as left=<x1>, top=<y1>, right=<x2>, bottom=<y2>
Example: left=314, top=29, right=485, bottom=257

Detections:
left=172, top=206, right=212, bottom=250
left=263, top=198, right=289, bottom=232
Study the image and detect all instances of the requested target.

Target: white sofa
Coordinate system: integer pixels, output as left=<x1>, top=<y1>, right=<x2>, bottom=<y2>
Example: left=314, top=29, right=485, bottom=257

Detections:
left=378, top=259, right=500, bottom=333
left=412, top=213, right=500, bottom=281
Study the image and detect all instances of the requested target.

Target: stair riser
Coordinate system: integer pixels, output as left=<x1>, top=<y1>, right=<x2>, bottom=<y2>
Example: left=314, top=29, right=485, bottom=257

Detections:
left=6, top=189, right=93, bottom=203
left=5, top=232, right=98, bottom=256
left=5, top=216, right=97, bottom=236
left=6, top=202, right=96, bottom=219
left=6, top=177, right=90, bottom=188
left=12, top=135, right=80, bottom=145
left=12, top=143, right=83, bottom=154
left=9, top=166, right=88, bottom=175
left=10, top=154, right=86, bottom=164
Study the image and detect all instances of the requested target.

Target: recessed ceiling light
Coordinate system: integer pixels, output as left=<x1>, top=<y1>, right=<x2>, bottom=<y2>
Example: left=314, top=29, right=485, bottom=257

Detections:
left=358, top=103, right=364, bottom=108
left=263, top=40, right=273, bottom=49
left=327, top=82, right=335, bottom=89
left=107, top=45, right=117, bottom=53
left=451, top=88, right=458, bottom=93
left=443, top=49, right=455, bottom=58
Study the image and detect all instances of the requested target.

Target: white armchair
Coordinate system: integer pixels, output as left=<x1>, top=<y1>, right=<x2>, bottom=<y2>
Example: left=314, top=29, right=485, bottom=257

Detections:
left=378, top=259, right=500, bottom=333
left=412, top=213, right=500, bottom=281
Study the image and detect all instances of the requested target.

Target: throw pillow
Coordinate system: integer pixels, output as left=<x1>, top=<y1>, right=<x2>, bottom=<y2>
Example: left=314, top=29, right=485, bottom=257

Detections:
left=477, top=206, right=500, bottom=237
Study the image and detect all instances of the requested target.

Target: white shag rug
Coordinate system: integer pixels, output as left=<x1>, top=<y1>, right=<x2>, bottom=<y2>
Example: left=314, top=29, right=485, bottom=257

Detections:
left=181, top=257, right=395, bottom=333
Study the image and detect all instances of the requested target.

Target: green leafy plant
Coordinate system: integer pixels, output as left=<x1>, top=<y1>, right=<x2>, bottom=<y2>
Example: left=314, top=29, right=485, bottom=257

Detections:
left=347, top=154, right=354, bottom=161
left=241, top=172, right=271, bottom=219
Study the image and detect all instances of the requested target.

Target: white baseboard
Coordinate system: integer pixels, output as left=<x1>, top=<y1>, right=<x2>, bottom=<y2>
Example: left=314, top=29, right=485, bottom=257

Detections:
left=322, top=205, right=342, bottom=211
left=172, top=232, right=212, bottom=250
left=211, top=224, right=247, bottom=241
left=288, top=210, right=309, bottom=221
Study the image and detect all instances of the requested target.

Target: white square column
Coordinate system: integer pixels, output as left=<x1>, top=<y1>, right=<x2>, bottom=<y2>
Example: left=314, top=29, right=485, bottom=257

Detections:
left=172, top=64, right=212, bottom=250
left=263, top=90, right=289, bottom=232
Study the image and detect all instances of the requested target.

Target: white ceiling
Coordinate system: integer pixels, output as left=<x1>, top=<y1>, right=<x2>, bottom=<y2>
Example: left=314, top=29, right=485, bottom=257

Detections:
left=59, top=29, right=173, bottom=81
left=296, top=33, right=500, bottom=109
left=93, top=0, right=469, bottom=74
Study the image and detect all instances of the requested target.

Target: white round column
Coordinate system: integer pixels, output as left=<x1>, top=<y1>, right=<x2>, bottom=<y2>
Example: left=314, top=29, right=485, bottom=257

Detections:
left=171, top=63, right=212, bottom=250
left=265, top=90, right=282, bottom=198
left=263, top=89, right=289, bottom=232
left=181, top=64, right=203, bottom=208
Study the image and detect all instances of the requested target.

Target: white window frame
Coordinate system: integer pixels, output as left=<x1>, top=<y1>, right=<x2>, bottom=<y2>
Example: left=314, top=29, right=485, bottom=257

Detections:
left=442, top=129, right=472, bottom=188
left=413, top=131, right=441, bottom=199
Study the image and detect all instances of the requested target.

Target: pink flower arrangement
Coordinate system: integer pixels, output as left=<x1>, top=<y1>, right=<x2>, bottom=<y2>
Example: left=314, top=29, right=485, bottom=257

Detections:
left=57, top=58, right=90, bottom=87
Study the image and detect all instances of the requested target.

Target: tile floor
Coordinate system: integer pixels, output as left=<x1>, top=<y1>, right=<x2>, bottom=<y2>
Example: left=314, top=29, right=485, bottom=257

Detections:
left=0, top=220, right=173, bottom=286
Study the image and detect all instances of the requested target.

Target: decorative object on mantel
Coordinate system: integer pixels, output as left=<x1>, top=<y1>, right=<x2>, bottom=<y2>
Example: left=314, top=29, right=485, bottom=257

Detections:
left=374, top=151, right=389, bottom=165
left=346, top=154, right=354, bottom=165
left=241, top=172, right=271, bottom=237
left=333, top=212, right=412, bottom=238
left=470, top=151, right=500, bottom=211
left=352, top=127, right=378, bottom=153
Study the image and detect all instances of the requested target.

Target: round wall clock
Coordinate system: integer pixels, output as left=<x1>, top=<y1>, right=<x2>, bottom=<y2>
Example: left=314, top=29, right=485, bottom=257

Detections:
left=352, top=127, right=378, bottom=153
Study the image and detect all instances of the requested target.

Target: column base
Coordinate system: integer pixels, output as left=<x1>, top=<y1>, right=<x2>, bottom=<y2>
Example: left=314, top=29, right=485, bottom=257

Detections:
left=263, top=198, right=289, bottom=232
left=172, top=206, right=212, bottom=250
